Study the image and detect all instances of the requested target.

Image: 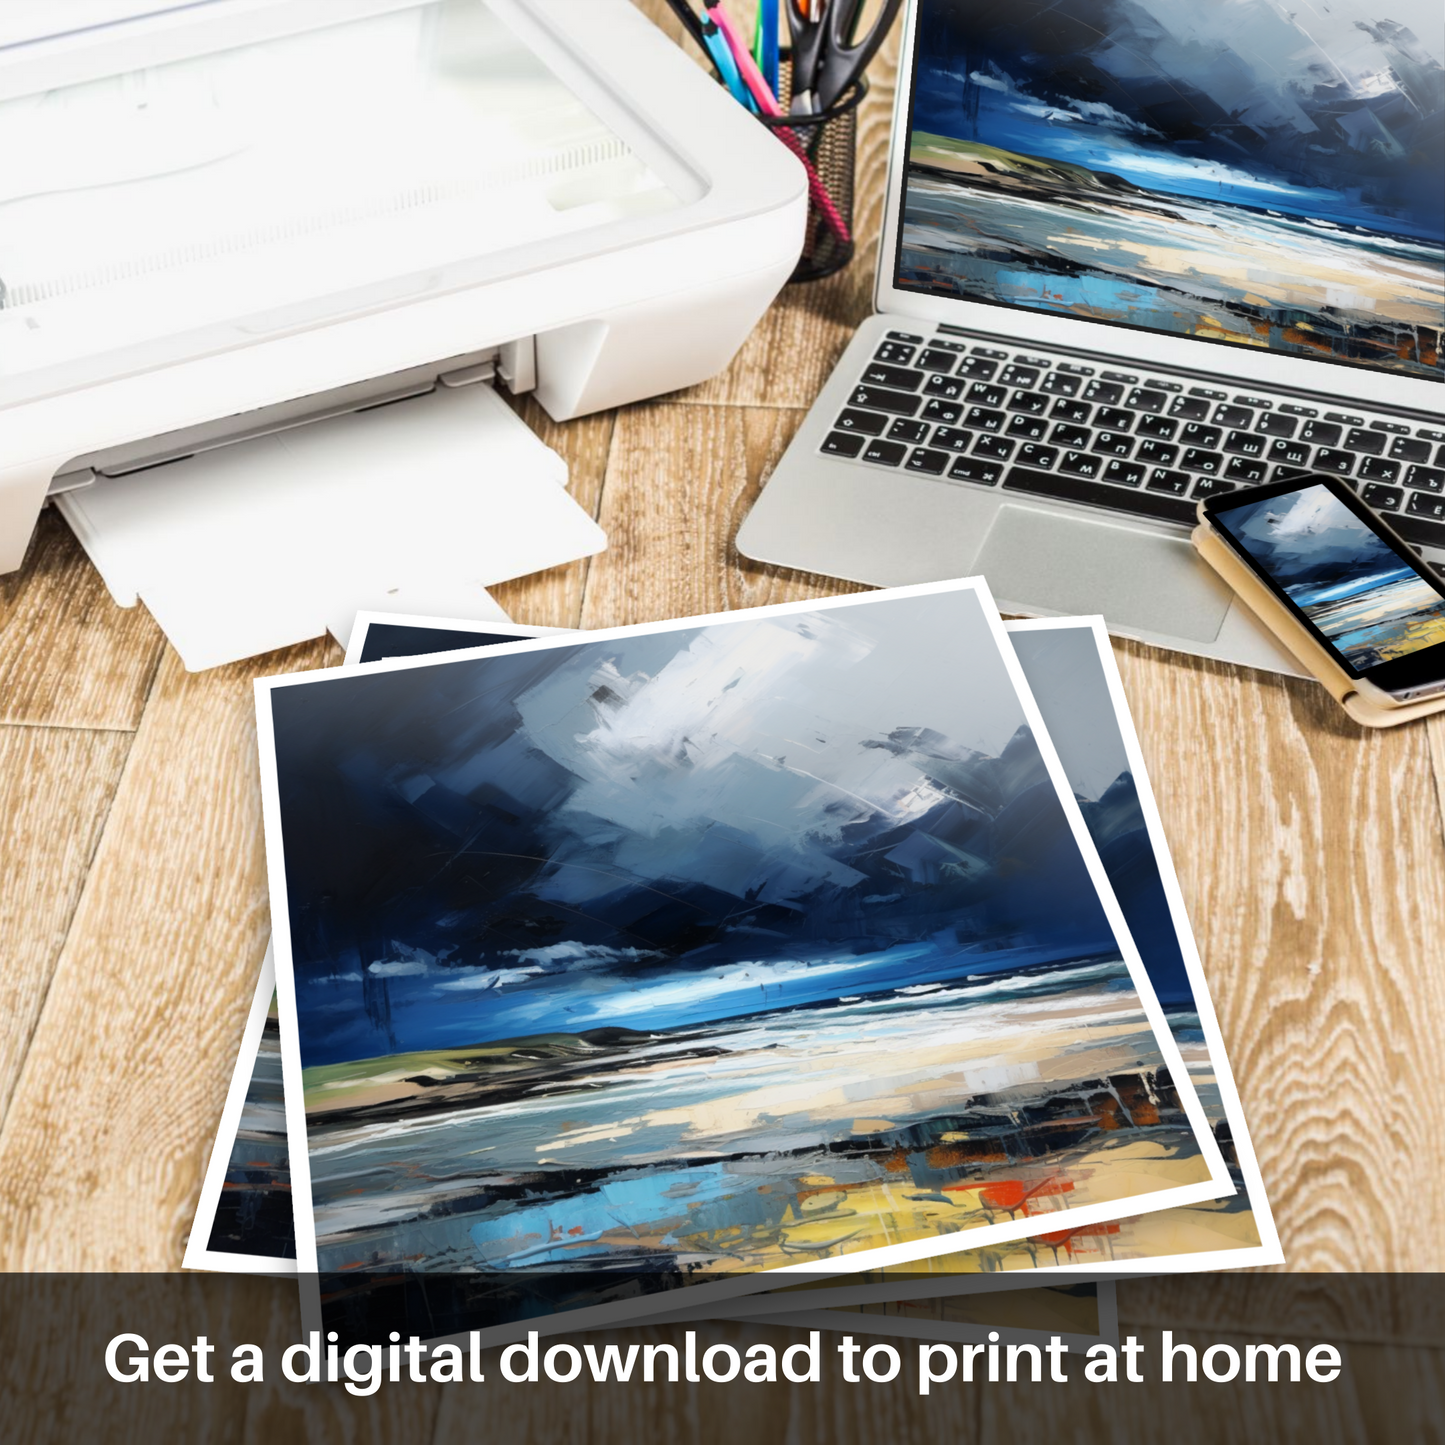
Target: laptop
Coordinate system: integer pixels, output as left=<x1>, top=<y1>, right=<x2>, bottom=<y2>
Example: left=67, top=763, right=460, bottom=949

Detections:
left=737, top=0, right=1444, bottom=673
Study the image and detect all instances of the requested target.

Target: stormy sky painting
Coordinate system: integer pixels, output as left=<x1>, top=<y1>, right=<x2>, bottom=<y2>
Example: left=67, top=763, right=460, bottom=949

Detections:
left=1217, top=483, right=1445, bottom=667
left=898, top=0, right=1444, bottom=377
left=261, top=587, right=1221, bottom=1339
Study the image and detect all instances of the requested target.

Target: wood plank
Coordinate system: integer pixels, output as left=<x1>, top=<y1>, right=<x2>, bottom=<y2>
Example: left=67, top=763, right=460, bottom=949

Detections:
left=0, top=509, right=164, bottom=730
left=0, top=725, right=133, bottom=1125
left=1109, top=638, right=1445, bottom=1269
left=579, top=403, right=867, bottom=630
left=0, top=640, right=332, bottom=1270
left=489, top=396, right=614, bottom=630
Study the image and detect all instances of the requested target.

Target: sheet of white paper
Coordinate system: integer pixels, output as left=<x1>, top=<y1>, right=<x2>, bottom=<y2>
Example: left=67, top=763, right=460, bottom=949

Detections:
left=57, top=383, right=603, bottom=669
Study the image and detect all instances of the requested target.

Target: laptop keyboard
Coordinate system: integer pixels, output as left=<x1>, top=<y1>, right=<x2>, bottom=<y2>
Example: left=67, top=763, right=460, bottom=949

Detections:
left=821, top=330, right=1445, bottom=556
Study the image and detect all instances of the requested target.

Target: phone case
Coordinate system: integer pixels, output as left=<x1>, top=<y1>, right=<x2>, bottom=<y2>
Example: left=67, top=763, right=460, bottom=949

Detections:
left=1192, top=519, right=1445, bottom=729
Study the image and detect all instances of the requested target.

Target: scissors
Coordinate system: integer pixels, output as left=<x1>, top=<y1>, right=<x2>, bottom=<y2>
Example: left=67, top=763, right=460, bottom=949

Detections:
left=786, top=0, right=903, bottom=113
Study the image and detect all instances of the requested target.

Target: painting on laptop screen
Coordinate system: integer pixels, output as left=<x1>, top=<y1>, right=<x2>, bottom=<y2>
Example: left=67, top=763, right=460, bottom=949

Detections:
left=897, top=0, right=1444, bottom=379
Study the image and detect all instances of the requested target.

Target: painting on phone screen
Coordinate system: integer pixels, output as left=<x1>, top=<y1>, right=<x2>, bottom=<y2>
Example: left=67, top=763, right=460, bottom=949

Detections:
left=1217, top=484, right=1445, bottom=668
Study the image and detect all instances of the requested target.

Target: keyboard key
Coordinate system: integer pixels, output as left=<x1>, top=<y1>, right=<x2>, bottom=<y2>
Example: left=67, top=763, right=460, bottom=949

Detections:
left=1433, top=445, right=1445, bottom=466
left=1017, top=444, right=1058, bottom=469
left=1144, top=378, right=1181, bottom=393
left=1369, top=420, right=1409, bottom=435
left=957, top=356, right=999, bottom=379
left=1006, top=414, right=1048, bottom=441
left=948, top=457, right=1003, bottom=485
left=1169, top=395, right=1211, bottom=421
left=1358, top=457, right=1400, bottom=483
left=874, top=342, right=916, bottom=365
left=863, top=362, right=925, bottom=390
left=967, top=382, right=1008, bottom=407
left=973, top=435, right=1015, bottom=461
left=930, top=426, right=974, bottom=452
left=1103, top=460, right=1146, bottom=487
left=886, top=330, right=924, bottom=343
left=1083, top=380, right=1123, bottom=404
left=1126, top=388, right=1167, bottom=413
left=998, top=364, right=1040, bottom=388
left=1235, top=394, right=1272, bottom=409
left=821, top=431, right=865, bottom=457
left=1344, top=428, right=1384, bottom=456
left=1257, top=413, right=1298, bottom=438
left=1095, top=406, right=1134, bottom=432
left=1041, top=372, right=1081, bottom=397
left=1300, top=420, right=1341, bottom=446
left=860, top=438, right=907, bottom=467
left=916, top=348, right=959, bottom=373
left=1147, top=469, right=1192, bottom=495
left=922, top=398, right=962, bottom=424
left=1224, top=430, right=1266, bottom=458
left=1189, top=386, right=1228, bottom=400
left=1193, top=476, right=1237, bottom=499
left=1136, top=440, right=1179, bottom=467
left=1182, top=448, right=1223, bottom=474
left=906, top=447, right=950, bottom=475
left=887, top=418, right=931, bottom=444
left=1051, top=423, right=1091, bottom=449
left=1389, top=436, right=1431, bottom=463
left=1279, top=403, right=1318, bottom=417
left=1325, top=411, right=1363, bottom=426
left=1057, top=362, right=1094, bottom=376
left=1314, top=448, right=1354, bottom=475
left=1225, top=456, right=1268, bottom=483
left=835, top=408, right=889, bottom=435
left=970, top=345, right=1008, bottom=359
left=1137, top=414, right=1178, bottom=440
left=1423, top=428, right=1445, bottom=443
left=1008, top=390, right=1050, bottom=415
left=1361, top=483, right=1402, bottom=511
left=1060, top=451, right=1102, bottom=478
left=1050, top=398, right=1092, bottom=424
left=933, top=340, right=969, bottom=353
left=1014, top=354, right=1051, bottom=368
left=1215, top=404, right=1254, bottom=429
left=1101, top=370, right=1137, bottom=384
left=1269, top=438, right=1311, bottom=467
left=1180, top=423, right=1222, bottom=448
left=923, top=374, right=966, bottom=400
left=1093, top=432, right=1134, bottom=457
left=850, top=384, right=921, bottom=417
left=1392, top=513, right=1445, bottom=550
left=965, top=406, right=1006, bottom=432
left=1407, top=491, right=1445, bottom=521
left=1004, top=465, right=1197, bottom=524
left=1406, top=465, right=1445, bottom=493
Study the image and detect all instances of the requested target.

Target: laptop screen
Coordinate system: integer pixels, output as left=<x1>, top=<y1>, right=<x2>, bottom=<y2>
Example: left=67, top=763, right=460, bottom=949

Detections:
left=893, top=0, right=1444, bottom=381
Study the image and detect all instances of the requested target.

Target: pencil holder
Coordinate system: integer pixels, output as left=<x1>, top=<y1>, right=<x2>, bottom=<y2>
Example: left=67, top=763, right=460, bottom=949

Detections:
left=759, top=65, right=867, bottom=283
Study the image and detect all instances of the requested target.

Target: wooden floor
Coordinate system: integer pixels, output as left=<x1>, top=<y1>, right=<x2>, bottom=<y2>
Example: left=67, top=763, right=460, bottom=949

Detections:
left=1, top=5, right=1442, bottom=1440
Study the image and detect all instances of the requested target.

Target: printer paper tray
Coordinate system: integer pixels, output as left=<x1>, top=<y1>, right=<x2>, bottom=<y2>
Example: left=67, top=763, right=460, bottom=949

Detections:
left=57, top=383, right=604, bottom=670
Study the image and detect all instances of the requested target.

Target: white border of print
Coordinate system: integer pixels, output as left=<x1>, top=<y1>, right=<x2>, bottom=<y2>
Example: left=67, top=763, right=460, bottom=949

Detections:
left=182, top=943, right=293, bottom=1277
left=253, top=577, right=1234, bottom=1344
left=341, top=611, right=571, bottom=667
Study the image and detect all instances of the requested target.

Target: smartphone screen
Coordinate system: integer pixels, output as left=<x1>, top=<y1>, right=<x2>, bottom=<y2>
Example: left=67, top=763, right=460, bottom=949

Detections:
left=1203, top=474, right=1445, bottom=697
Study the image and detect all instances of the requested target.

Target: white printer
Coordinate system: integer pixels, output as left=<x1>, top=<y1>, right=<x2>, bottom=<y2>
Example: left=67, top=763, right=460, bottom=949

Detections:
left=0, top=0, right=806, bottom=664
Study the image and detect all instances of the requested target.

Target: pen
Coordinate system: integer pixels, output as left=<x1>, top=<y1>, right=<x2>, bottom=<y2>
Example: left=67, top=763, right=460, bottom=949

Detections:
left=753, top=0, right=780, bottom=98
left=705, top=3, right=852, bottom=247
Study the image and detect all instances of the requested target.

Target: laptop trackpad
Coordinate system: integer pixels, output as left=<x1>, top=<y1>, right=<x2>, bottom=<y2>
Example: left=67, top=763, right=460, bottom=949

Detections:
left=976, top=505, right=1233, bottom=643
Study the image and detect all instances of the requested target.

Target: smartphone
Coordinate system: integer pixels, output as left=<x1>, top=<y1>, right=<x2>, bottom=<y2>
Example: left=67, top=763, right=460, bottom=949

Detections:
left=1200, top=473, right=1445, bottom=705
